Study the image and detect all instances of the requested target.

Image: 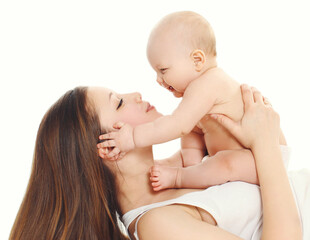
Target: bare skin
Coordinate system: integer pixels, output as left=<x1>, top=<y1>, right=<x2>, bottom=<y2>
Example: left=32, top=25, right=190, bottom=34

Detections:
left=150, top=165, right=180, bottom=191
left=97, top=12, right=285, bottom=193
left=150, top=149, right=258, bottom=191
left=90, top=84, right=302, bottom=240
left=149, top=130, right=286, bottom=191
left=137, top=85, right=302, bottom=240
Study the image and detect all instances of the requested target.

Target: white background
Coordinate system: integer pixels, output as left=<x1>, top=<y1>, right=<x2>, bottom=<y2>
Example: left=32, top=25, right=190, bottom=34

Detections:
left=1, top=0, right=309, bottom=238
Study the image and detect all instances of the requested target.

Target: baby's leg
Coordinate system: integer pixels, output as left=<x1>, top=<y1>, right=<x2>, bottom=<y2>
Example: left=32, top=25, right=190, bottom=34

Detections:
left=180, top=149, right=257, bottom=188
left=150, top=149, right=257, bottom=191
left=181, top=148, right=205, bottom=167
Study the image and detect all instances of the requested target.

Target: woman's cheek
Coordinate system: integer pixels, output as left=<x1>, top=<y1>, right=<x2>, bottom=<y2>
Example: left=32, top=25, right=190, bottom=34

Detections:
left=116, top=108, right=148, bottom=127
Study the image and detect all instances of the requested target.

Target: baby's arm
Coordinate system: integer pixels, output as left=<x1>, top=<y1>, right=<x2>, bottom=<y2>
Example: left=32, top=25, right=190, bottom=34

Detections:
left=150, top=149, right=258, bottom=191
left=134, top=77, right=217, bottom=147
left=98, top=76, right=219, bottom=156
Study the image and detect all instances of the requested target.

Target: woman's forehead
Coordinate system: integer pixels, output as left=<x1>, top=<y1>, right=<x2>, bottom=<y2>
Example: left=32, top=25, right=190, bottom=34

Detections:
left=87, top=87, right=113, bottom=102
left=87, top=87, right=115, bottom=128
left=88, top=86, right=111, bottom=96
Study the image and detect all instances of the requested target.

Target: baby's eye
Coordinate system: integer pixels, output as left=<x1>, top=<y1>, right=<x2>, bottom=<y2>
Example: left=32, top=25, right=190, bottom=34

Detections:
left=160, top=68, right=168, bottom=74
left=117, top=98, right=123, bottom=110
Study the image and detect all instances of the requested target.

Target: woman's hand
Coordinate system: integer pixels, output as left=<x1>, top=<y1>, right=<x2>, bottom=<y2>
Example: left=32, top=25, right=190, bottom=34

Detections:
left=213, top=84, right=302, bottom=240
left=211, top=84, right=280, bottom=150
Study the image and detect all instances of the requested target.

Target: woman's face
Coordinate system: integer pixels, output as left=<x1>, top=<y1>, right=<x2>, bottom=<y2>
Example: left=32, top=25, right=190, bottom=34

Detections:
left=87, top=87, right=163, bottom=131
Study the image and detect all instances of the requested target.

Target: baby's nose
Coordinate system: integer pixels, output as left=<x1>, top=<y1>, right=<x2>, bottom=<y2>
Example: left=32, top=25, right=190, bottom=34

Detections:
left=161, top=80, right=169, bottom=89
left=156, top=76, right=163, bottom=85
left=134, top=92, right=142, bottom=102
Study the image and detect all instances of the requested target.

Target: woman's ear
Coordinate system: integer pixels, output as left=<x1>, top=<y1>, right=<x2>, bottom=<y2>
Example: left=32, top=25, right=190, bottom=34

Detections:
left=191, top=49, right=206, bottom=72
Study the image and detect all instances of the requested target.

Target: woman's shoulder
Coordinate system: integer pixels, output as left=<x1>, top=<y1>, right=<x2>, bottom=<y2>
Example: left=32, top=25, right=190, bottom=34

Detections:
left=134, top=205, right=175, bottom=240
left=135, top=202, right=246, bottom=240
left=136, top=204, right=203, bottom=240
left=137, top=204, right=191, bottom=227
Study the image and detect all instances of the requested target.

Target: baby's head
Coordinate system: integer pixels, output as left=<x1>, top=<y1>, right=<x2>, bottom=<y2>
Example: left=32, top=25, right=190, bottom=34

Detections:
left=147, top=11, right=217, bottom=97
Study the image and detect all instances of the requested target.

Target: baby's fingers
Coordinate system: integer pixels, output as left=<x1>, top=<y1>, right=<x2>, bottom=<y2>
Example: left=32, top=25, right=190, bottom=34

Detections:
left=107, top=147, right=121, bottom=158
left=97, top=140, right=116, bottom=149
left=98, top=148, right=107, bottom=159
left=99, top=132, right=117, bottom=140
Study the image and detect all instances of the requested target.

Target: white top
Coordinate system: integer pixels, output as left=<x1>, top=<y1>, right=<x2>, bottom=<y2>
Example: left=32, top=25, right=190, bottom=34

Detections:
left=122, top=146, right=310, bottom=240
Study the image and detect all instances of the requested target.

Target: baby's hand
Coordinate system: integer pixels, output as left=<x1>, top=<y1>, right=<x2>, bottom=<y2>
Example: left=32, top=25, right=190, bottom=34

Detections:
left=97, top=122, right=135, bottom=159
left=97, top=147, right=126, bottom=161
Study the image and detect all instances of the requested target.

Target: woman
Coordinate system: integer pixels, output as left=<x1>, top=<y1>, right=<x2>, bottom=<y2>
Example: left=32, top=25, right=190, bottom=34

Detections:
left=10, top=87, right=128, bottom=239
left=10, top=85, right=308, bottom=239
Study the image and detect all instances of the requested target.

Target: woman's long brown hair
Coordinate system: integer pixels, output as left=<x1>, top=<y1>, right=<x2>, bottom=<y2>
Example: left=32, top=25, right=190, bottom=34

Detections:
left=10, top=87, right=128, bottom=240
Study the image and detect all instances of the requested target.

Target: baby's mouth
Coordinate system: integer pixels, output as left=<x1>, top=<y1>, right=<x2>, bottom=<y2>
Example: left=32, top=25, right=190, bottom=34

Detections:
left=168, top=86, right=174, bottom=92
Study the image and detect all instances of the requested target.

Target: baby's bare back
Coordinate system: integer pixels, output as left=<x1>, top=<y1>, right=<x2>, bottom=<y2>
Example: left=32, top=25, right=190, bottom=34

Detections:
left=197, top=69, right=245, bottom=156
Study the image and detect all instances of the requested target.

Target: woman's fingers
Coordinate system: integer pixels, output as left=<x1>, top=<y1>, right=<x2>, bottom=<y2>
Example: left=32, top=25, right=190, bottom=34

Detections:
left=263, top=96, right=272, bottom=107
left=250, top=86, right=272, bottom=107
left=241, top=84, right=254, bottom=110
left=251, top=87, right=264, bottom=104
left=211, top=114, right=241, bottom=140
left=212, top=84, right=277, bottom=149
left=241, top=84, right=265, bottom=106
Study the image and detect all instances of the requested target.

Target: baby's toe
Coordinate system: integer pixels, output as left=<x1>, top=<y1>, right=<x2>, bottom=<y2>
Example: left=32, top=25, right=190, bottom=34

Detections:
left=151, top=181, right=161, bottom=187
left=150, top=170, right=160, bottom=177
left=150, top=176, right=159, bottom=182
left=152, top=184, right=163, bottom=191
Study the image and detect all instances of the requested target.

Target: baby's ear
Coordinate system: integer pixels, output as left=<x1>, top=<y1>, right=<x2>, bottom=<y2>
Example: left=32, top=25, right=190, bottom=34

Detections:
left=190, top=49, right=206, bottom=71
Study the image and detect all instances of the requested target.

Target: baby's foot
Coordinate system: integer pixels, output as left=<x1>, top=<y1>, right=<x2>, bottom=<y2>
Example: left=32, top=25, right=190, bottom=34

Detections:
left=149, top=165, right=181, bottom=191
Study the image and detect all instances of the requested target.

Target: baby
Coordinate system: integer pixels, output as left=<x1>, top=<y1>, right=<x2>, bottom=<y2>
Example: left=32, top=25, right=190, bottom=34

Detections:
left=98, top=11, right=285, bottom=191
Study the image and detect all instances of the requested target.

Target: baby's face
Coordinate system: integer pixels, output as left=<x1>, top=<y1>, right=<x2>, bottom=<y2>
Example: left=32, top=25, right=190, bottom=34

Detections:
left=147, top=32, right=200, bottom=98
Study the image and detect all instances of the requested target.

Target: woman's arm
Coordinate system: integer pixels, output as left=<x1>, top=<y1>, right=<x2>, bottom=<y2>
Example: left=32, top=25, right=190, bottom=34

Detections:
left=211, top=84, right=302, bottom=240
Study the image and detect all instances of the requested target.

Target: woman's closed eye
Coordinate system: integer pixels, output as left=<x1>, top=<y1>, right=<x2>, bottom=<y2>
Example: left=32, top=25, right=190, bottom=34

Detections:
left=117, top=98, right=123, bottom=110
